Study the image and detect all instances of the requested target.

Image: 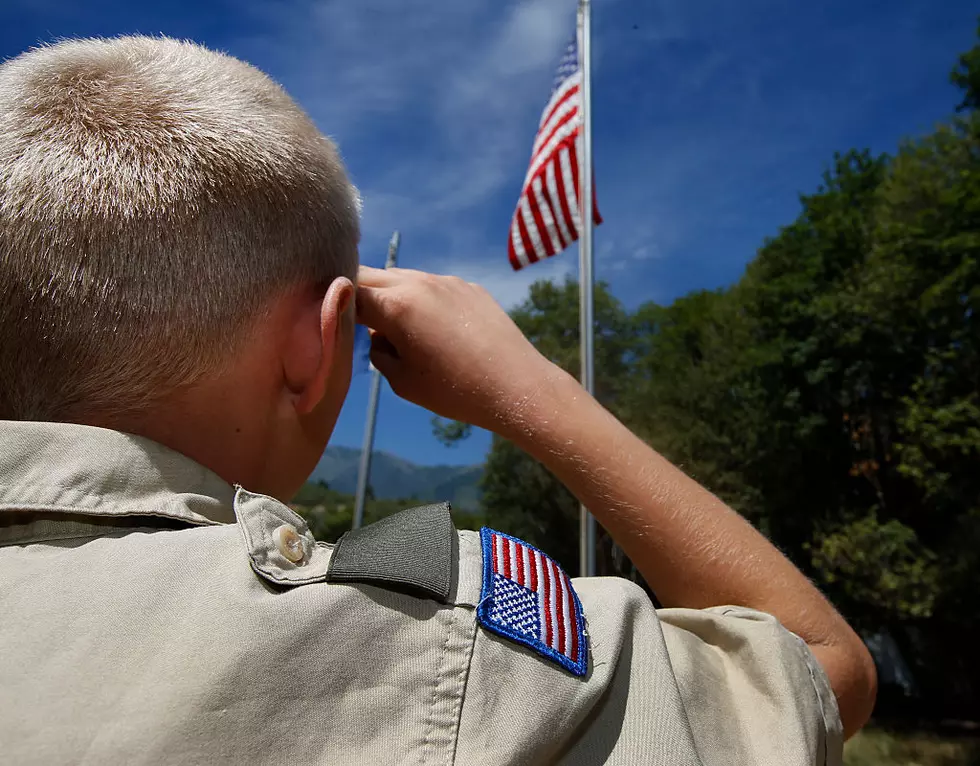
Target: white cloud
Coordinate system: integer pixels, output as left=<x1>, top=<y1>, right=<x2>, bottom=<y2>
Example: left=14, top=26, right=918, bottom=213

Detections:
left=352, top=0, right=572, bottom=229
left=435, top=253, right=577, bottom=310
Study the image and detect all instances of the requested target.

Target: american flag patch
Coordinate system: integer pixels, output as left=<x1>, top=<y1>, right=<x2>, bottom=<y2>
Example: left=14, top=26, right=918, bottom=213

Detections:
left=476, top=528, right=588, bottom=676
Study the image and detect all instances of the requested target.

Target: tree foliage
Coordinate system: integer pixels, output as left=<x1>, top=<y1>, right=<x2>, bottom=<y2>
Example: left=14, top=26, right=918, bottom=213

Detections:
left=952, top=19, right=980, bottom=112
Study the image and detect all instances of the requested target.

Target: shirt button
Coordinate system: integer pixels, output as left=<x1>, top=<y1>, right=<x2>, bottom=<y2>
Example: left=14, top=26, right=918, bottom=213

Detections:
left=274, top=524, right=305, bottom=563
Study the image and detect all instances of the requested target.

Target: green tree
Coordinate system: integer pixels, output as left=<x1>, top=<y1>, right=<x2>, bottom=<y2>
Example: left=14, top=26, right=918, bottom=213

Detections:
left=625, top=289, right=766, bottom=526
left=734, top=151, right=891, bottom=555
left=854, top=113, right=980, bottom=632
left=431, top=418, right=472, bottom=446
left=951, top=17, right=980, bottom=112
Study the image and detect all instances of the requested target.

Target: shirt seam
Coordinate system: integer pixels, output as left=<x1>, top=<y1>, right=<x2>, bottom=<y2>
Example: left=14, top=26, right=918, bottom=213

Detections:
left=0, top=525, right=191, bottom=546
left=0, top=495, right=226, bottom=528
left=446, top=606, right=477, bottom=766
left=794, top=634, right=841, bottom=766
left=0, top=481, right=120, bottom=509
left=419, top=607, right=456, bottom=766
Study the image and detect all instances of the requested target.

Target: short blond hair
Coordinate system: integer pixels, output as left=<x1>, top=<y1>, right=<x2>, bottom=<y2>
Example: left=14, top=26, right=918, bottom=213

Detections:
left=0, top=36, right=360, bottom=421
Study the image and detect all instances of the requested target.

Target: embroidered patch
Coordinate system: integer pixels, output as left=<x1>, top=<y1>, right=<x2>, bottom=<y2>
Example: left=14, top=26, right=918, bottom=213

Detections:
left=477, top=527, right=588, bottom=676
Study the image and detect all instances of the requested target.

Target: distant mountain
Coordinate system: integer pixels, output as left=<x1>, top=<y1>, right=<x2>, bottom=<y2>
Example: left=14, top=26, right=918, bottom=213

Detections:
left=309, top=446, right=483, bottom=512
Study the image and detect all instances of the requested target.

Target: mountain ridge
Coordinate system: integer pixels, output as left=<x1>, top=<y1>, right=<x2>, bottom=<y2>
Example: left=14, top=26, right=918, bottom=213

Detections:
left=310, top=445, right=483, bottom=511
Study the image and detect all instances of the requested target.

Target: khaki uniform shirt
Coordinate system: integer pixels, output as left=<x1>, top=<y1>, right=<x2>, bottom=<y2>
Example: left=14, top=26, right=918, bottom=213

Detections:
left=0, top=421, right=843, bottom=765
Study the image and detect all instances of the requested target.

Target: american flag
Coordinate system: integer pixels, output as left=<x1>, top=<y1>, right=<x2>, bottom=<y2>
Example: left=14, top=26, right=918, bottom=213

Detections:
left=508, top=35, right=601, bottom=271
left=478, top=528, right=587, bottom=676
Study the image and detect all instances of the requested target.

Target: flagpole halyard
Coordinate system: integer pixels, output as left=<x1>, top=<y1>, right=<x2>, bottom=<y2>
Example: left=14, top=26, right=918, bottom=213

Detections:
left=352, top=231, right=401, bottom=530
left=577, top=0, right=597, bottom=578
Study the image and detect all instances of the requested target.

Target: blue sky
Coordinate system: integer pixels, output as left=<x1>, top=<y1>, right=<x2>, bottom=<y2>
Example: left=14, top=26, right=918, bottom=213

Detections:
left=2, top=0, right=976, bottom=468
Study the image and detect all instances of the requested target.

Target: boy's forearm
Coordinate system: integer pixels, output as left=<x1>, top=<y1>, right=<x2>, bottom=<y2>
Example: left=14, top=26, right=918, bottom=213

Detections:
left=504, top=369, right=803, bottom=605
left=502, top=367, right=814, bottom=610
left=501, top=366, right=876, bottom=737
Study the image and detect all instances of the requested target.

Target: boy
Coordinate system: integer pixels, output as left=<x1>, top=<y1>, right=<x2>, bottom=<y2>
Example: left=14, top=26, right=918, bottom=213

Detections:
left=0, top=36, right=874, bottom=764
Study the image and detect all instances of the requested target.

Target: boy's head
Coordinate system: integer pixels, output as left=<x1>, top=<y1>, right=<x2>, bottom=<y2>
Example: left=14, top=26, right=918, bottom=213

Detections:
left=0, top=36, right=361, bottom=498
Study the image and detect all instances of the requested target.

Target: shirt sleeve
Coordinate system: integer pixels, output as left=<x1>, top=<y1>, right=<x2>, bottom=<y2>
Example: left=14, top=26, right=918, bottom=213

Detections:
left=656, top=604, right=844, bottom=766
left=456, top=572, right=843, bottom=766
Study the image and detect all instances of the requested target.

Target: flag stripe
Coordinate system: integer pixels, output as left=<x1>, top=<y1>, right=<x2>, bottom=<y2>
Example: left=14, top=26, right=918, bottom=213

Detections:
left=534, top=173, right=565, bottom=253
left=535, top=551, right=547, bottom=645
left=515, top=207, right=538, bottom=265
left=530, top=177, right=559, bottom=256
left=559, top=568, right=572, bottom=659
left=507, top=231, right=521, bottom=270
left=551, top=154, right=576, bottom=242
left=558, top=145, right=580, bottom=237
left=565, top=572, right=579, bottom=663
left=541, top=551, right=554, bottom=649
left=530, top=547, right=539, bottom=592
left=569, top=136, right=582, bottom=211
left=551, top=558, right=567, bottom=656
left=518, top=195, right=547, bottom=262
left=512, top=538, right=524, bottom=586
left=549, top=559, right=561, bottom=652
left=509, top=224, right=529, bottom=270
left=544, top=160, right=572, bottom=248
left=524, top=182, right=552, bottom=258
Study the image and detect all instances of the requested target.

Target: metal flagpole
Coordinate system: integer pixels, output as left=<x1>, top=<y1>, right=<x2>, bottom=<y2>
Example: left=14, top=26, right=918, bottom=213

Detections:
left=352, top=231, right=401, bottom=530
left=577, top=0, right=597, bottom=578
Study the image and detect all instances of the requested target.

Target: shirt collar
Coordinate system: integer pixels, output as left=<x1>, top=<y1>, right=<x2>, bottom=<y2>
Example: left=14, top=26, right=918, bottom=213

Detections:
left=0, top=420, right=236, bottom=537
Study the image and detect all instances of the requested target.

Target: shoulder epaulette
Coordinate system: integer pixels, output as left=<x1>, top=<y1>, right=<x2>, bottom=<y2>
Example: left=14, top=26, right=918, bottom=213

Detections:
left=327, top=502, right=455, bottom=602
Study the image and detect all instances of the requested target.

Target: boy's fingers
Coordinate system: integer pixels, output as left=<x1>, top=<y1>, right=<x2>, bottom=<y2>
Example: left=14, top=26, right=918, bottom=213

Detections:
left=354, top=285, right=387, bottom=329
left=368, top=334, right=401, bottom=382
left=357, top=265, right=402, bottom=287
left=369, top=331, right=400, bottom=363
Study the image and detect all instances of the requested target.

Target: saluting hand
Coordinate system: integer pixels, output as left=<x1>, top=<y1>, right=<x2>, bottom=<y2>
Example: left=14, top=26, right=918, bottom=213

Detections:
left=355, top=266, right=566, bottom=434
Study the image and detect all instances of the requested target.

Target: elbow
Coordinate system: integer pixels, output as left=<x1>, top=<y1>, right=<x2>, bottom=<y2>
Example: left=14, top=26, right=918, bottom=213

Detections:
left=847, top=636, right=878, bottom=738
left=833, top=629, right=878, bottom=740
left=808, top=620, right=878, bottom=740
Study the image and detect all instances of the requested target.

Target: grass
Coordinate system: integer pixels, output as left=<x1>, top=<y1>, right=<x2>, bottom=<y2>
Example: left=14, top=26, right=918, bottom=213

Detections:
left=845, top=727, right=980, bottom=766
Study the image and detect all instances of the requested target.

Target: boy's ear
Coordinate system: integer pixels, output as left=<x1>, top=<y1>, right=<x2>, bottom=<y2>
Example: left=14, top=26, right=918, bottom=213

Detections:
left=286, top=278, right=355, bottom=416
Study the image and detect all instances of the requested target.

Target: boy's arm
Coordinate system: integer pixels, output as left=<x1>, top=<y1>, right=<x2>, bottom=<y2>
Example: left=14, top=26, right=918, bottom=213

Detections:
left=356, top=266, right=877, bottom=739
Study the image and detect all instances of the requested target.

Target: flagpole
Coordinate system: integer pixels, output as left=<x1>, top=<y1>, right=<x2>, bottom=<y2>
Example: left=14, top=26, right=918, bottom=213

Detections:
left=352, top=231, right=401, bottom=530
left=577, top=0, right=597, bottom=578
